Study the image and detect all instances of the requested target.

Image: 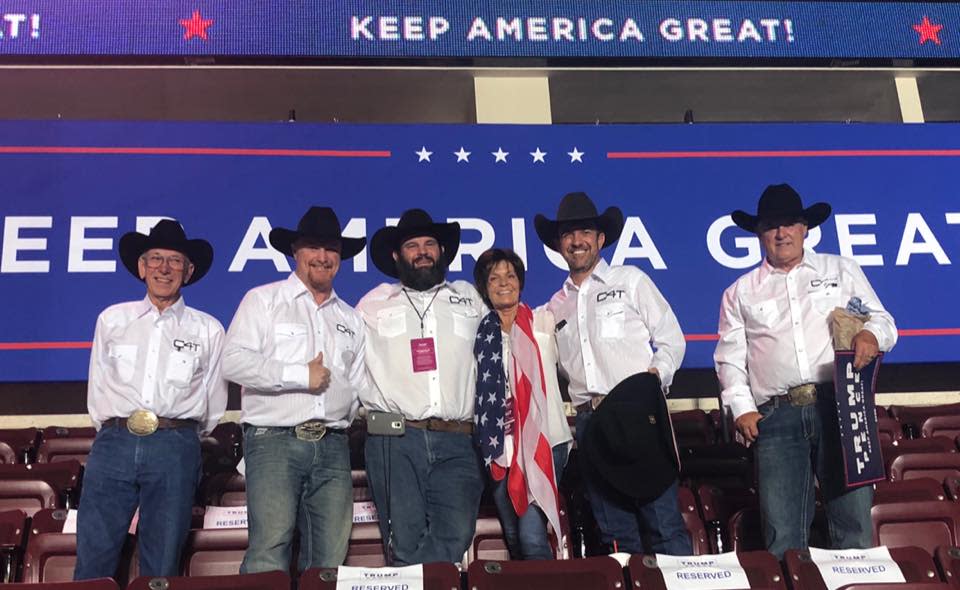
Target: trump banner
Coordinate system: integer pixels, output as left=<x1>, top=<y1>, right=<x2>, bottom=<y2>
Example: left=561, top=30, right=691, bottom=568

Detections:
left=1, top=121, right=959, bottom=381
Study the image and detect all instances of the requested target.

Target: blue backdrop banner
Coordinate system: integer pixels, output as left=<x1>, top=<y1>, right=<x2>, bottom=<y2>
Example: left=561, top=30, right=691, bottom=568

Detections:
left=1, top=121, right=958, bottom=381
left=0, top=1, right=957, bottom=59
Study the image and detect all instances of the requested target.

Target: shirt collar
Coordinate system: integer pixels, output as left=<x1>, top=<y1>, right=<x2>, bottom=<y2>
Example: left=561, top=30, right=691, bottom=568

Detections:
left=138, top=294, right=186, bottom=322
left=284, top=272, right=340, bottom=308
left=563, top=258, right=610, bottom=294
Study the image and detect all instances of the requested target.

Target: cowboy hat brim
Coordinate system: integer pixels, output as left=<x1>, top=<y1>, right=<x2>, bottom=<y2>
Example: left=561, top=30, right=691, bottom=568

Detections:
left=118, top=232, right=214, bottom=286
left=534, top=206, right=625, bottom=252
left=732, top=202, right=831, bottom=233
left=369, top=221, right=461, bottom=278
left=268, top=228, right=367, bottom=260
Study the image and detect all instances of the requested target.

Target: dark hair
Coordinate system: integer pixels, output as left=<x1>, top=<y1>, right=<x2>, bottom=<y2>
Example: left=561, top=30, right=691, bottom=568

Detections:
left=473, top=248, right=526, bottom=308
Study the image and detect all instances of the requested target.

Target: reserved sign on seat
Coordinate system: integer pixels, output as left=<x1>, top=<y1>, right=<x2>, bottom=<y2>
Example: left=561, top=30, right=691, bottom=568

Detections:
left=656, top=552, right=750, bottom=590
left=810, top=546, right=905, bottom=590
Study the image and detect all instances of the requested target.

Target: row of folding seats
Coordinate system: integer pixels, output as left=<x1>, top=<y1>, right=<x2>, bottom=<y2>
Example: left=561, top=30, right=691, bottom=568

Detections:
left=8, top=545, right=960, bottom=590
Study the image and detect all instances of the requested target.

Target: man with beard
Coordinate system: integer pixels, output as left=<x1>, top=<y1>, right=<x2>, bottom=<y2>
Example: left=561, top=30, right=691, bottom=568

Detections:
left=537, top=192, right=691, bottom=555
left=357, top=208, right=487, bottom=565
left=223, top=207, right=368, bottom=572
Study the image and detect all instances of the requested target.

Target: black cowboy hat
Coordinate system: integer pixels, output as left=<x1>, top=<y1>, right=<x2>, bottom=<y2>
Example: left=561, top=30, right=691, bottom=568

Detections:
left=731, top=184, right=832, bottom=233
left=534, top=192, right=624, bottom=252
left=118, top=219, right=213, bottom=286
left=580, top=372, right=680, bottom=504
left=369, top=209, right=461, bottom=278
left=269, top=206, right=366, bottom=260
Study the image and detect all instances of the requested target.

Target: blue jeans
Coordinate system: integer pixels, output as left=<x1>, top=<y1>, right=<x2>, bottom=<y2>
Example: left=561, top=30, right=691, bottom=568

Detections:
left=75, top=424, right=201, bottom=579
left=240, top=426, right=353, bottom=573
left=575, top=410, right=692, bottom=555
left=756, top=394, right=874, bottom=559
left=491, top=444, right=569, bottom=560
left=365, top=427, right=483, bottom=565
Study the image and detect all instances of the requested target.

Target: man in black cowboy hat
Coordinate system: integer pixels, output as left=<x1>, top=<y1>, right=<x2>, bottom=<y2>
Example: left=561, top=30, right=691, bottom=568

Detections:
left=76, top=219, right=227, bottom=580
left=222, top=206, right=368, bottom=572
left=357, top=208, right=487, bottom=565
left=715, top=183, right=897, bottom=558
left=538, top=191, right=691, bottom=555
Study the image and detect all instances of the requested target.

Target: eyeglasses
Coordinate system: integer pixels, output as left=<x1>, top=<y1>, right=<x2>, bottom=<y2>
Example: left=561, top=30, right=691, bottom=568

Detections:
left=142, top=254, right=188, bottom=270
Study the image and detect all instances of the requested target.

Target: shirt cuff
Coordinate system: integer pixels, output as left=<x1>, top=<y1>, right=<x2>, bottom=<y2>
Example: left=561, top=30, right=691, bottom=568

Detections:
left=723, top=385, right=759, bottom=419
left=650, top=359, right=674, bottom=390
left=281, top=363, right=310, bottom=390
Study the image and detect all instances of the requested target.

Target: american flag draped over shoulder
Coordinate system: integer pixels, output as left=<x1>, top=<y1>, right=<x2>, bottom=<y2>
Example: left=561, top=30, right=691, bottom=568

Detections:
left=475, top=303, right=562, bottom=541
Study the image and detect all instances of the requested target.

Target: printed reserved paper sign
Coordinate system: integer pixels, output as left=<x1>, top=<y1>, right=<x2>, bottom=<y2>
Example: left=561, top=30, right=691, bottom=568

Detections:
left=203, top=505, right=248, bottom=529
left=656, top=552, right=750, bottom=590
left=810, top=546, right=905, bottom=590
left=336, top=564, right=424, bottom=590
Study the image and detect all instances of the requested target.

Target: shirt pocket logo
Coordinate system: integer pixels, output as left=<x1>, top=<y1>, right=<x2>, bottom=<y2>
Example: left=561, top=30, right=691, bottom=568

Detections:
left=376, top=307, right=407, bottom=338
left=107, top=343, right=138, bottom=383
left=166, top=350, right=198, bottom=388
left=273, top=322, right=309, bottom=361
left=597, top=302, right=626, bottom=339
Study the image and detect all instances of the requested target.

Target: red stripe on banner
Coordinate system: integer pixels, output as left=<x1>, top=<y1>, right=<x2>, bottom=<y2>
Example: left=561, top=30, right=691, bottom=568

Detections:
left=607, top=149, right=960, bottom=159
left=898, top=328, right=960, bottom=337
left=0, top=342, right=93, bottom=350
left=0, top=146, right=391, bottom=158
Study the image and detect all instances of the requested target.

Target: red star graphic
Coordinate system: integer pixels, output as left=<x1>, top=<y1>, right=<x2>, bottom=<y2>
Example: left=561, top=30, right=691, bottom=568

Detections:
left=180, top=10, right=214, bottom=41
left=913, top=16, right=943, bottom=45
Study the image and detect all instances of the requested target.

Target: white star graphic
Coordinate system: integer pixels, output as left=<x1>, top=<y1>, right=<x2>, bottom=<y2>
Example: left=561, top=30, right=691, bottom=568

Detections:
left=530, top=147, right=547, bottom=163
left=487, top=392, right=497, bottom=405
left=492, top=147, right=509, bottom=163
left=482, top=369, right=491, bottom=382
left=480, top=413, right=488, bottom=426
left=484, top=456, right=492, bottom=467
left=485, top=333, right=495, bottom=343
left=454, top=147, right=471, bottom=163
left=415, top=146, right=432, bottom=162
left=477, top=351, right=485, bottom=363
left=496, top=416, right=505, bottom=428
left=491, top=351, right=501, bottom=362
left=488, top=436, right=500, bottom=448
left=568, top=147, right=585, bottom=163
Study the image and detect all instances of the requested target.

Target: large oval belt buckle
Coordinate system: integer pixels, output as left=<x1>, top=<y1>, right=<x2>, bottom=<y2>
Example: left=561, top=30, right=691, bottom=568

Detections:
left=128, top=410, right=159, bottom=436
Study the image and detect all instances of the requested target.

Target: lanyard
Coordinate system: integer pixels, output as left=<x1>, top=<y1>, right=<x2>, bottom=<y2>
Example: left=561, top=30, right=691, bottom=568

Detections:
left=402, top=287, right=441, bottom=337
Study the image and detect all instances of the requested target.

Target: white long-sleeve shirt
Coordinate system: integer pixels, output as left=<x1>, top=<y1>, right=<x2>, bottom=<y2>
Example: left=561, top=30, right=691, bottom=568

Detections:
left=223, top=273, right=366, bottom=429
left=547, top=259, right=686, bottom=406
left=87, top=295, right=227, bottom=435
left=357, top=280, right=486, bottom=421
left=715, top=250, right=898, bottom=419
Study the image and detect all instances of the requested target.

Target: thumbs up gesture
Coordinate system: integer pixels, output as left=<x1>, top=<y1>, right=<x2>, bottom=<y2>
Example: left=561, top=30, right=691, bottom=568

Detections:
left=308, top=352, right=331, bottom=392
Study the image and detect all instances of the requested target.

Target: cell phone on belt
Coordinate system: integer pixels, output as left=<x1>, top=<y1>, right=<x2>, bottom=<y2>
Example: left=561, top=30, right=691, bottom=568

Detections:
left=367, top=411, right=405, bottom=436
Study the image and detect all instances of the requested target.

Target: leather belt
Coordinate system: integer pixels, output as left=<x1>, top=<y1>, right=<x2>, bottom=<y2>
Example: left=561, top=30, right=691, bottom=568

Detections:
left=765, top=383, right=834, bottom=408
left=104, top=415, right=199, bottom=435
left=405, top=418, right=474, bottom=435
left=575, top=395, right=605, bottom=415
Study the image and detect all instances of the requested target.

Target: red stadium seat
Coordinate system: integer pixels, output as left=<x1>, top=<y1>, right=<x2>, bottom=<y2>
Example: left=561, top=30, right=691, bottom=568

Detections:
left=729, top=506, right=765, bottom=552
left=0, top=509, right=27, bottom=582
left=128, top=571, right=288, bottom=590
left=467, top=556, right=624, bottom=590
left=890, top=454, right=960, bottom=484
left=933, top=546, right=960, bottom=589
left=345, top=522, right=386, bottom=567
left=923, top=417, right=960, bottom=443
left=1, top=579, right=119, bottom=590
left=878, top=417, right=904, bottom=446
left=351, top=470, right=371, bottom=502
left=696, top=484, right=758, bottom=553
left=627, top=551, right=787, bottom=590
left=0, top=462, right=81, bottom=514
left=872, top=501, right=960, bottom=554
left=677, top=485, right=709, bottom=555
left=200, top=472, right=245, bottom=507
left=874, top=479, right=947, bottom=504
left=785, top=546, right=941, bottom=590
left=36, top=439, right=95, bottom=465
left=41, top=428, right=97, bottom=440
left=671, top=410, right=716, bottom=448
left=180, top=529, right=248, bottom=577
left=0, top=429, right=41, bottom=464
left=884, top=438, right=957, bottom=473
left=945, top=477, right=960, bottom=502
left=892, top=404, right=960, bottom=430
left=301, top=563, right=457, bottom=590
left=836, top=584, right=951, bottom=590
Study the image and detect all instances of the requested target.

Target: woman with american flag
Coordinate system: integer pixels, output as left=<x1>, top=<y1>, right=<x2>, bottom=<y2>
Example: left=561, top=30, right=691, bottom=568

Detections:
left=473, top=248, right=574, bottom=560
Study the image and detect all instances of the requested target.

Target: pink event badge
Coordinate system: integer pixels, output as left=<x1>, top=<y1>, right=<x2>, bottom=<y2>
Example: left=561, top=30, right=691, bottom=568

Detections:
left=410, top=337, right=438, bottom=372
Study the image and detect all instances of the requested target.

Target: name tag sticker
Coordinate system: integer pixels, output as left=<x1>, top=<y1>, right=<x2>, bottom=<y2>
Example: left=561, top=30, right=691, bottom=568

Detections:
left=410, top=337, right=437, bottom=373
left=336, top=564, right=424, bottom=590
left=657, top=552, right=750, bottom=590
left=810, top=546, right=905, bottom=590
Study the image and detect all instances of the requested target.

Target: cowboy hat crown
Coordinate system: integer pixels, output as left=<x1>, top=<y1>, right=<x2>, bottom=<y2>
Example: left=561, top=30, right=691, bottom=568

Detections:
left=731, top=184, right=831, bottom=233
left=268, top=206, right=366, bottom=260
left=118, top=219, right=213, bottom=286
left=534, top=192, right=625, bottom=251
left=369, top=209, right=461, bottom=278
